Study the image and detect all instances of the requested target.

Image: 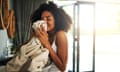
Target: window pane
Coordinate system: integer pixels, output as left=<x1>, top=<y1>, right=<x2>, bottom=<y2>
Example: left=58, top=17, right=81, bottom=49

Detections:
left=53, top=1, right=94, bottom=72
left=79, top=4, right=94, bottom=71
left=95, top=3, right=120, bottom=72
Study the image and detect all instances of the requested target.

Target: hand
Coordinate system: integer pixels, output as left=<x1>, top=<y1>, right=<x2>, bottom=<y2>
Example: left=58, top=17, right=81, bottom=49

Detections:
left=35, top=25, right=50, bottom=48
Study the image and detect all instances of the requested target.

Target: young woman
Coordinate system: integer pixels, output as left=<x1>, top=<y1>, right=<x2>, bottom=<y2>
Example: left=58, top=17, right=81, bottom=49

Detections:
left=6, top=1, right=72, bottom=72
left=30, top=1, right=72, bottom=72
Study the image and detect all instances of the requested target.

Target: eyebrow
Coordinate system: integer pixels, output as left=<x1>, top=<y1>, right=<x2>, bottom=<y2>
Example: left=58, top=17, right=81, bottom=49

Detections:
left=42, top=16, right=52, bottom=19
left=46, top=16, right=52, bottom=18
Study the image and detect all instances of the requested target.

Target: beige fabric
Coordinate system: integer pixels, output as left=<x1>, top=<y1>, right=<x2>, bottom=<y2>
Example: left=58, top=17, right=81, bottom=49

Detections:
left=32, top=20, right=47, bottom=31
left=6, top=20, right=49, bottom=72
left=6, top=55, right=27, bottom=72
left=28, top=47, right=49, bottom=72
left=6, top=37, right=50, bottom=72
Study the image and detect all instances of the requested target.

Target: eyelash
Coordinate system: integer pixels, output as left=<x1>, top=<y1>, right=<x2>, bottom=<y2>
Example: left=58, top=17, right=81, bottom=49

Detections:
left=41, top=17, right=51, bottom=21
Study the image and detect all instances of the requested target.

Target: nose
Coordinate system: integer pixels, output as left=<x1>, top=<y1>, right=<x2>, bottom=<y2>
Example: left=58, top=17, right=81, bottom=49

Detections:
left=42, top=17, right=48, bottom=23
left=44, top=20, right=47, bottom=23
left=42, top=18, right=47, bottom=23
left=42, top=17, right=47, bottom=22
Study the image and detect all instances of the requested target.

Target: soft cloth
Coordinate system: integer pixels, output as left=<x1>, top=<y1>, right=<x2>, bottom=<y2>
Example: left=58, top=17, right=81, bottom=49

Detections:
left=32, top=20, right=47, bottom=31
left=28, top=20, right=49, bottom=71
left=6, top=20, right=49, bottom=72
left=6, top=37, right=50, bottom=72
left=28, top=37, right=49, bottom=72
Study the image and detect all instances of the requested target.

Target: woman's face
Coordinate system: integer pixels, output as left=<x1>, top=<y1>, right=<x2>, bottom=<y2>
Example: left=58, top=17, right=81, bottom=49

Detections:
left=41, top=11, right=55, bottom=32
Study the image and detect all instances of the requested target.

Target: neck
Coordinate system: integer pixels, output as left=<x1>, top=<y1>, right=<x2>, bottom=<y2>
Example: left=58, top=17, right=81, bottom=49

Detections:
left=47, top=31, right=56, bottom=45
left=47, top=30, right=55, bottom=37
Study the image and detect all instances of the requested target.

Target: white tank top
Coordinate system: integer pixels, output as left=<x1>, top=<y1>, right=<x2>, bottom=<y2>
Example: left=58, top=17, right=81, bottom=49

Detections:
left=51, top=37, right=57, bottom=53
left=31, top=36, right=60, bottom=72
left=49, top=37, right=60, bottom=72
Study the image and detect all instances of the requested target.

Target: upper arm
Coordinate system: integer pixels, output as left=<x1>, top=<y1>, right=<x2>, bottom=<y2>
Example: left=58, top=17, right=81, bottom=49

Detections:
left=56, top=30, right=68, bottom=65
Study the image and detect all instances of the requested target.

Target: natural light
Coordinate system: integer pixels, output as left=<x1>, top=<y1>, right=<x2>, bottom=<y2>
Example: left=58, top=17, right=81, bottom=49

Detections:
left=96, top=3, right=119, bottom=35
left=95, top=3, right=120, bottom=72
left=53, top=1, right=120, bottom=72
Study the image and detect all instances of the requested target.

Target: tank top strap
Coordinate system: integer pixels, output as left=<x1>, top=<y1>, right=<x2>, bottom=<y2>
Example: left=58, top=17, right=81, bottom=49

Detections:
left=51, top=36, right=57, bottom=53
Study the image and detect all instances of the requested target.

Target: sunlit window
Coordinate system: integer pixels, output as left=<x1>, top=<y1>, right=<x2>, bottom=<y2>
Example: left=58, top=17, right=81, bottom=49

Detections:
left=95, top=3, right=120, bottom=72
left=54, top=1, right=94, bottom=72
left=53, top=1, right=120, bottom=72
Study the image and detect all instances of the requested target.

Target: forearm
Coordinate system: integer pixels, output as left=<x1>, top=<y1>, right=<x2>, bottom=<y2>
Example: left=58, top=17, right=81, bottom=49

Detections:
left=46, top=44, right=67, bottom=71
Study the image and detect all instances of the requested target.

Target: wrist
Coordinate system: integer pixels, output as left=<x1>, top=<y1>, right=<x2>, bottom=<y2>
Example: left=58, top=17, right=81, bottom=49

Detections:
left=44, top=44, right=51, bottom=50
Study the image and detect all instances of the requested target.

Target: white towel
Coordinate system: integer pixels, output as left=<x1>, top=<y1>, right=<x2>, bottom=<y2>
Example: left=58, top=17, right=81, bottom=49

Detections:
left=27, top=37, right=49, bottom=72
left=28, top=20, right=49, bottom=72
left=32, top=20, right=47, bottom=31
left=6, top=20, right=50, bottom=72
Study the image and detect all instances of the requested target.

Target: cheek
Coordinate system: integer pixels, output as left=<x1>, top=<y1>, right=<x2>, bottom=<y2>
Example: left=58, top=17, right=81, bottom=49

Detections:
left=47, top=23, right=55, bottom=31
left=50, top=24, right=55, bottom=29
left=51, top=24, right=55, bottom=30
left=51, top=21, right=55, bottom=29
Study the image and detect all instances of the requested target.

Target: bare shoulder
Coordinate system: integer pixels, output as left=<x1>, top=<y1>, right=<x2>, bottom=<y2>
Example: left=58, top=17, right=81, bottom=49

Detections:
left=55, top=30, right=67, bottom=44
left=56, top=30, right=67, bottom=38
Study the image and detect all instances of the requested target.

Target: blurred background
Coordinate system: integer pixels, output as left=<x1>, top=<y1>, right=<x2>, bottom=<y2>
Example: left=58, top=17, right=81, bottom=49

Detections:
left=0, top=0, right=120, bottom=72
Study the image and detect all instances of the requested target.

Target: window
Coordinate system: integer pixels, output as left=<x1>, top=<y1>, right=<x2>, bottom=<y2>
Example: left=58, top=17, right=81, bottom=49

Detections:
left=54, top=1, right=94, bottom=72
left=95, top=3, right=120, bottom=72
left=53, top=1, right=120, bottom=72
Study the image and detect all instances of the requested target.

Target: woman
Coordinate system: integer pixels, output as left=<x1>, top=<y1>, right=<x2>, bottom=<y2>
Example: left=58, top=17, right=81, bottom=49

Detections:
left=6, top=1, right=72, bottom=72
left=30, top=1, right=72, bottom=72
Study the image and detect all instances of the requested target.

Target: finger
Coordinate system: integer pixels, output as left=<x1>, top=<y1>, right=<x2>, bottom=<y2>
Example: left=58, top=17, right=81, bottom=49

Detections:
left=41, top=25, right=46, bottom=32
left=35, top=29, right=40, bottom=37
left=35, top=29, right=44, bottom=37
left=37, top=26, right=46, bottom=36
left=39, top=27, right=47, bottom=36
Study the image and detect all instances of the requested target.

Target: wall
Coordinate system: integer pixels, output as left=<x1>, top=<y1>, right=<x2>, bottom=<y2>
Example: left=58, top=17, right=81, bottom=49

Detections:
left=0, top=0, right=13, bottom=60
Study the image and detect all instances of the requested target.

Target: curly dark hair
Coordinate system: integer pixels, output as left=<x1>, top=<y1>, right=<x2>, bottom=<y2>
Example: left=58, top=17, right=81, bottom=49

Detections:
left=30, top=1, right=72, bottom=32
